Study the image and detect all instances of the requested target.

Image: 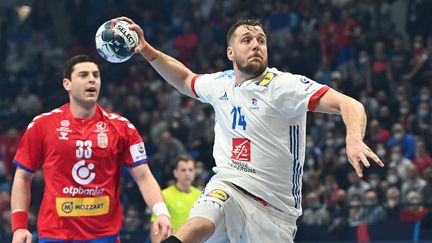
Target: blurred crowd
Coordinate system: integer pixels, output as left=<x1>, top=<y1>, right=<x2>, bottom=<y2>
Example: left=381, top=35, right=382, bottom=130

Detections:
left=0, top=0, right=432, bottom=241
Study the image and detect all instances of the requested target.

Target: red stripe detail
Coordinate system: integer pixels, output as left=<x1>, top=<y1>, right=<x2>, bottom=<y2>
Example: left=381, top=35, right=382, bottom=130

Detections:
left=11, top=211, right=29, bottom=232
left=356, top=224, right=370, bottom=243
left=308, top=86, right=330, bottom=111
left=191, top=74, right=202, bottom=98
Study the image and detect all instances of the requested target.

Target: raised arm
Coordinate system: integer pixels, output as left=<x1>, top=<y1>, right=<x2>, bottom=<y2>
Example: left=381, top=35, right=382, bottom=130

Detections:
left=11, top=168, right=33, bottom=243
left=314, top=88, right=384, bottom=177
left=118, top=16, right=197, bottom=98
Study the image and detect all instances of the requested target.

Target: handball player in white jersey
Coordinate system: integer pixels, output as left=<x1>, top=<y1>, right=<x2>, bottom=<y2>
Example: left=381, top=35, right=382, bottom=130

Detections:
left=119, top=17, right=384, bottom=243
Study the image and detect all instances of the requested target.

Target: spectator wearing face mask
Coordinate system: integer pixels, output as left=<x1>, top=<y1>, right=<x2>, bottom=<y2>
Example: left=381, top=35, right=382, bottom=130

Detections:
left=388, top=145, right=413, bottom=181
left=420, top=165, right=432, bottom=208
left=384, top=168, right=401, bottom=190
left=367, top=172, right=385, bottom=201
left=386, top=123, right=416, bottom=159
left=383, top=187, right=402, bottom=221
left=401, top=164, right=427, bottom=202
left=413, top=139, right=432, bottom=175
left=400, top=191, right=429, bottom=222
left=300, top=191, right=330, bottom=226
left=357, top=190, right=387, bottom=224
left=347, top=171, right=371, bottom=200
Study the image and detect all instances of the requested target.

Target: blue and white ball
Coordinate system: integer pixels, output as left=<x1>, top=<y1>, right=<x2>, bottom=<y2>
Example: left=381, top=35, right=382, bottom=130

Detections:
left=95, top=19, right=138, bottom=63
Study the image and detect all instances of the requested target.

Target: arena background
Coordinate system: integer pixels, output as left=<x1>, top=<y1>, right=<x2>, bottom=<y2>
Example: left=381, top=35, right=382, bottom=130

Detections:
left=1, top=0, right=432, bottom=242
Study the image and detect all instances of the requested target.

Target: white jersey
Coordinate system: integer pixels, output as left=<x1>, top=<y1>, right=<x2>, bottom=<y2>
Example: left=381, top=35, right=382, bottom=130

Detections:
left=192, top=67, right=329, bottom=217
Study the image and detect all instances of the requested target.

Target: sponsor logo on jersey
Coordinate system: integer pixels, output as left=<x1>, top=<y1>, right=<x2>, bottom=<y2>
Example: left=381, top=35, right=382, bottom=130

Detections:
left=249, top=98, right=259, bottom=110
left=61, top=120, right=70, bottom=127
left=301, top=76, right=314, bottom=91
left=94, top=121, right=109, bottom=133
left=56, top=196, right=109, bottom=216
left=300, top=76, right=311, bottom=84
left=72, top=160, right=96, bottom=185
left=219, top=91, right=229, bottom=100
left=228, top=160, right=256, bottom=173
left=57, top=120, right=73, bottom=140
left=256, top=72, right=277, bottom=87
left=129, top=142, right=147, bottom=162
left=62, top=186, right=104, bottom=197
left=231, top=138, right=251, bottom=162
left=97, top=132, right=108, bottom=148
left=207, top=189, right=230, bottom=202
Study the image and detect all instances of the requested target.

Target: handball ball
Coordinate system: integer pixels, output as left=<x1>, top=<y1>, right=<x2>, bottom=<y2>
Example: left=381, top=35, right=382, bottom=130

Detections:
left=95, top=19, right=138, bottom=63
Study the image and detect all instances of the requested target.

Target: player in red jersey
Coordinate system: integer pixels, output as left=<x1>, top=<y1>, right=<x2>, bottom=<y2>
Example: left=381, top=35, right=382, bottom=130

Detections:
left=10, top=55, right=172, bottom=243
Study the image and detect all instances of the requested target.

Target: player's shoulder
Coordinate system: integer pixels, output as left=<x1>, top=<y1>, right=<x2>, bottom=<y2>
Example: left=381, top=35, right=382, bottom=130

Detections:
left=262, top=68, right=314, bottom=89
left=199, top=70, right=234, bottom=83
left=254, top=68, right=295, bottom=87
left=99, top=106, right=136, bottom=130
left=27, top=105, right=66, bottom=129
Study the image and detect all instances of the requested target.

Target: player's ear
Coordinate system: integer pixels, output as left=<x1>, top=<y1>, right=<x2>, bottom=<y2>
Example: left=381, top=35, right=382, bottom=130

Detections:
left=63, top=78, right=72, bottom=91
left=227, top=46, right=234, bottom=61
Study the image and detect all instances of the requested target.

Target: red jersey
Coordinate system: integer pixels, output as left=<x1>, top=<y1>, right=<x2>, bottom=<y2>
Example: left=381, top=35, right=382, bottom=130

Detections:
left=13, top=104, right=147, bottom=240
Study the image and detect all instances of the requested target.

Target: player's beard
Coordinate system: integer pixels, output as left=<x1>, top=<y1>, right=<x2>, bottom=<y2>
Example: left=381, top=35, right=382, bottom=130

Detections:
left=236, top=55, right=267, bottom=77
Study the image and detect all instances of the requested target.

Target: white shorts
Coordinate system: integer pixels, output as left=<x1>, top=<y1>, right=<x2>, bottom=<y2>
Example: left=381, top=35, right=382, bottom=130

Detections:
left=189, top=180, right=298, bottom=243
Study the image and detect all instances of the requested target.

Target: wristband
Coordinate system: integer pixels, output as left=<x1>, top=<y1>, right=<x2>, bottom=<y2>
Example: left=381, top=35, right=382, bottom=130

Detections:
left=11, top=210, right=28, bottom=233
left=152, top=202, right=170, bottom=218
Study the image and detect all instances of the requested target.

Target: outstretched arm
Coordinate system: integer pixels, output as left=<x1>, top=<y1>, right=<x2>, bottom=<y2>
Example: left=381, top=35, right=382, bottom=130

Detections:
left=118, top=16, right=197, bottom=98
left=314, top=88, right=384, bottom=177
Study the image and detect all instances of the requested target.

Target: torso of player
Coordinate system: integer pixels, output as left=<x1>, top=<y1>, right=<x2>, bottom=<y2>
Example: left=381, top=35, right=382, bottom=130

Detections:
left=15, top=104, right=147, bottom=239
left=193, top=67, right=328, bottom=216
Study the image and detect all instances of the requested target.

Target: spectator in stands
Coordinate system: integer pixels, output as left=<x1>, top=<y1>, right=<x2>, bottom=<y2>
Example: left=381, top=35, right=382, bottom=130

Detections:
left=387, top=123, right=416, bottom=159
left=358, top=190, right=386, bottom=224
left=413, top=138, right=432, bottom=174
left=301, top=191, right=330, bottom=226
left=421, top=165, right=432, bottom=209
left=383, top=187, right=402, bottom=221
left=388, top=145, right=413, bottom=181
left=347, top=171, right=371, bottom=200
left=348, top=194, right=364, bottom=226
left=401, top=164, right=427, bottom=202
left=400, top=191, right=429, bottom=222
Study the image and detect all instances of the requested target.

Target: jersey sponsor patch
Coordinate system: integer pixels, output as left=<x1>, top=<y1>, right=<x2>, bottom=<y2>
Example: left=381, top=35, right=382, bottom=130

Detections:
left=256, top=72, right=277, bottom=87
left=206, top=189, right=230, bottom=202
left=231, top=138, right=251, bottom=162
left=56, top=196, right=109, bottom=216
left=97, top=132, right=108, bottom=148
left=129, top=142, right=147, bottom=162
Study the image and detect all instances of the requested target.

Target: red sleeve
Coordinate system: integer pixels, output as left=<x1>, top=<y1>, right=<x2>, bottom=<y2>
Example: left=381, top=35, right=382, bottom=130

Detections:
left=122, top=123, right=147, bottom=168
left=308, top=86, right=330, bottom=111
left=13, top=121, right=44, bottom=173
left=191, top=74, right=203, bottom=98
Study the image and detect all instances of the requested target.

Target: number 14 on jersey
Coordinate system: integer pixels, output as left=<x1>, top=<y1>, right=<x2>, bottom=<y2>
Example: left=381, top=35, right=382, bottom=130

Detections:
left=231, top=106, right=247, bottom=130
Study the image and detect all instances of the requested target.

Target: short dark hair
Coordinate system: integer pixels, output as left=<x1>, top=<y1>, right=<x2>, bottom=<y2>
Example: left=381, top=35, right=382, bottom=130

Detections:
left=63, top=55, right=98, bottom=79
left=226, top=18, right=265, bottom=45
left=174, top=154, right=194, bottom=169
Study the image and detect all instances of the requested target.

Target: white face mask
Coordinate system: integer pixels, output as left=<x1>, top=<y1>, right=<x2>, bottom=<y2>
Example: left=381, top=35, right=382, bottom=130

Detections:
left=394, top=132, right=403, bottom=141
left=387, top=199, right=398, bottom=208
left=377, top=148, right=386, bottom=157
left=369, top=179, right=380, bottom=188
left=400, top=108, right=409, bottom=115
left=391, top=153, right=401, bottom=161
left=339, top=156, right=348, bottom=164
left=388, top=175, right=398, bottom=184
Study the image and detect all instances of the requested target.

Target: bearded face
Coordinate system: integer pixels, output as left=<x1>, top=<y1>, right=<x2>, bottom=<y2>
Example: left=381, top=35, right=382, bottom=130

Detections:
left=228, top=25, right=268, bottom=78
